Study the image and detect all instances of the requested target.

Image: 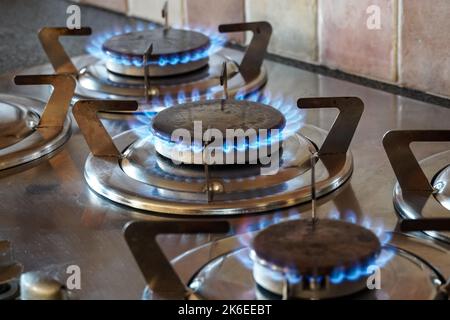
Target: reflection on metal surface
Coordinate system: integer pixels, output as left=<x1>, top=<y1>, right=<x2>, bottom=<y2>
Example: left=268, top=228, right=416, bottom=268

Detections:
left=20, top=271, right=67, bottom=300
left=384, top=131, right=450, bottom=243
left=123, top=220, right=229, bottom=300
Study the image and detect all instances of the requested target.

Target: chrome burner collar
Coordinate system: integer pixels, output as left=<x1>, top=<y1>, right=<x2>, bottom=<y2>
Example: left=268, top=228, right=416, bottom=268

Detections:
left=393, top=150, right=450, bottom=242
left=83, top=124, right=353, bottom=215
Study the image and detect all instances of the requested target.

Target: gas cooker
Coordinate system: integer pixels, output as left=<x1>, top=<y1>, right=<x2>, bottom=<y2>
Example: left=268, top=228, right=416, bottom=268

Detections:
left=0, top=26, right=449, bottom=299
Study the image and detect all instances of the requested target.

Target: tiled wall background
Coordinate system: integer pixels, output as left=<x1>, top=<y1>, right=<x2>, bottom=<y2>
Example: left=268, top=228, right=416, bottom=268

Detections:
left=79, top=0, right=449, bottom=99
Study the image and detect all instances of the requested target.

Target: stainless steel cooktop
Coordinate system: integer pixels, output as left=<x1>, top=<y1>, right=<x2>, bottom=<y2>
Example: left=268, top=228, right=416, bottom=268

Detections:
left=0, top=46, right=449, bottom=299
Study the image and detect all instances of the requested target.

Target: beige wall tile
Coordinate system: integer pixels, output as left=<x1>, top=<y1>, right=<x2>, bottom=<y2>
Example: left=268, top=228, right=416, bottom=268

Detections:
left=80, top=0, right=128, bottom=13
left=127, top=0, right=185, bottom=26
left=399, top=0, right=450, bottom=97
left=319, top=0, right=397, bottom=82
left=185, top=0, right=245, bottom=43
left=245, top=0, right=317, bottom=62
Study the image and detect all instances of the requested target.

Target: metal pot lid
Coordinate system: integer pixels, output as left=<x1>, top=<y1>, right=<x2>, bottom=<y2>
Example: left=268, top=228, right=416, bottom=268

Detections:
left=0, top=98, right=39, bottom=149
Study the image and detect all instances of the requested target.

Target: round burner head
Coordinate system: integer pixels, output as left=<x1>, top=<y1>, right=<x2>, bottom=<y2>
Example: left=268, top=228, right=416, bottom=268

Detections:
left=151, top=99, right=286, bottom=164
left=251, top=219, right=381, bottom=299
left=102, top=28, right=211, bottom=77
left=252, top=219, right=381, bottom=275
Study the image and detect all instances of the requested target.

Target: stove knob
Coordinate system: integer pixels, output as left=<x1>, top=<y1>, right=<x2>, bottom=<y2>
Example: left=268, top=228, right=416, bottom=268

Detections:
left=20, top=272, right=67, bottom=300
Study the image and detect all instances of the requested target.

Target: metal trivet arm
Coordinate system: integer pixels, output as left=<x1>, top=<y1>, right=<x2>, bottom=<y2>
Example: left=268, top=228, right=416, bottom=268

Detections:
left=383, top=130, right=450, bottom=233
left=219, top=22, right=272, bottom=82
left=123, top=220, right=230, bottom=300
left=297, top=97, right=364, bottom=176
left=143, top=43, right=153, bottom=103
left=39, top=27, right=92, bottom=75
left=14, top=74, right=76, bottom=128
left=72, top=100, right=138, bottom=157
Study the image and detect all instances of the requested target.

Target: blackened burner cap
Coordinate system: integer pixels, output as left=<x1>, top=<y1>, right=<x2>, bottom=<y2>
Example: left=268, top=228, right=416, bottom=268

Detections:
left=252, top=219, right=381, bottom=275
left=151, top=99, right=286, bottom=142
left=102, top=28, right=211, bottom=58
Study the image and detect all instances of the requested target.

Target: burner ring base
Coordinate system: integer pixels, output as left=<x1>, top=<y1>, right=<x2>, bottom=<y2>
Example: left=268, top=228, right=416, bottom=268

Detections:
left=0, top=94, right=71, bottom=172
left=84, top=123, right=353, bottom=216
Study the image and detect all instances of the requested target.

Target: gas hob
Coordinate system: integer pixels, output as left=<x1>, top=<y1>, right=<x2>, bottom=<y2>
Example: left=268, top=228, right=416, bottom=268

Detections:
left=0, top=23, right=449, bottom=300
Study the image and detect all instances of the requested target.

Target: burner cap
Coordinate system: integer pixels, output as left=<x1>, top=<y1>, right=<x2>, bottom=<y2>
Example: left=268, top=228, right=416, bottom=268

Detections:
left=252, top=219, right=381, bottom=275
left=152, top=99, right=286, bottom=142
left=102, top=29, right=211, bottom=77
left=151, top=99, right=286, bottom=164
left=0, top=101, right=39, bottom=149
left=103, top=28, right=211, bottom=58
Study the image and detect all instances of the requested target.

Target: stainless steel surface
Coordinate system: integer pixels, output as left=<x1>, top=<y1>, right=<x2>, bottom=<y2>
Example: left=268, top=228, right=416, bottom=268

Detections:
left=0, top=240, right=23, bottom=285
left=0, top=48, right=450, bottom=298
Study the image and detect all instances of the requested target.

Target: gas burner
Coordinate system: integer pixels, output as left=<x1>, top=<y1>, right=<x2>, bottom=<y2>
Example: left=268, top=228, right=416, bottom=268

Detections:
left=38, top=21, right=271, bottom=109
left=384, top=130, right=450, bottom=243
left=73, top=97, right=361, bottom=216
left=102, top=28, right=211, bottom=77
left=251, top=219, right=381, bottom=299
left=123, top=220, right=450, bottom=300
left=0, top=74, right=74, bottom=172
left=151, top=99, right=286, bottom=164
left=0, top=241, right=23, bottom=300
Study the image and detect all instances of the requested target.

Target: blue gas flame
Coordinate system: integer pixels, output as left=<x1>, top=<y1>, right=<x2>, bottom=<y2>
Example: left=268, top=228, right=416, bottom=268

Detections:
left=129, top=90, right=305, bottom=156
left=86, top=22, right=226, bottom=68
left=233, top=209, right=395, bottom=287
